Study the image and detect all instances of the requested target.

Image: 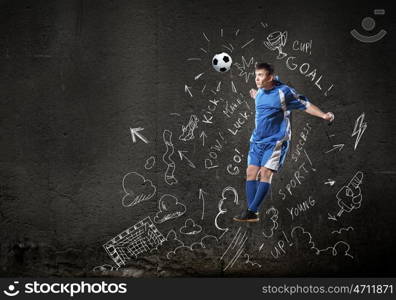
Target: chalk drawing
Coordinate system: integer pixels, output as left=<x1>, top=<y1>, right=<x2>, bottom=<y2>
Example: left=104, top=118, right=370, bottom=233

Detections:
left=234, top=56, right=255, bottom=83
left=352, top=113, right=367, bottom=150
left=325, top=179, right=336, bottom=186
left=216, top=81, right=222, bottom=92
left=177, top=150, right=196, bottom=168
left=262, top=207, right=279, bottom=238
left=263, top=31, right=288, bottom=59
left=163, top=230, right=184, bottom=258
left=154, top=194, right=186, bottom=224
left=290, top=226, right=354, bottom=259
left=261, top=22, right=269, bottom=29
left=243, top=253, right=262, bottom=268
left=162, top=130, right=178, bottom=185
left=198, top=188, right=207, bottom=220
left=220, top=227, right=248, bottom=271
left=214, top=186, right=239, bottom=237
left=231, top=81, right=237, bottom=93
left=335, top=171, right=364, bottom=217
left=202, top=32, right=210, bottom=42
left=222, top=43, right=234, bottom=53
left=103, top=217, right=166, bottom=267
left=130, top=127, right=149, bottom=144
left=179, top=115, right=199, bottom=142
left=121, top=172, right=156, bottom=207
left=331, top=226, right=354, bottom=235
left=194, top=73, right=204, bottom=80
left=184, top=85, right=193, bottom=97
left=292, top=39, right=312, bottom=55
left=241, top=38, right=255, bottom=49
left=144, top=156, right=156, bottom=170
left=199, top=131, right=207, bottom=147
left=179, top=219, right=202, bottom=235
left=325, top=144, right=344, bottom=154
left=167, top=233, right=219, bottom=259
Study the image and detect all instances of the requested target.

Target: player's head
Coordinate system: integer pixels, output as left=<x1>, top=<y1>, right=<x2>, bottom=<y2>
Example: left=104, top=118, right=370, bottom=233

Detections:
left=255, top=62, right=275, bottom=89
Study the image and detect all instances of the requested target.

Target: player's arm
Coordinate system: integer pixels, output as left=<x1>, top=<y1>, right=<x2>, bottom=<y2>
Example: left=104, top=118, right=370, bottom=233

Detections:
left=304, top=103, right=334, bottom=121
left=285, top=87, right=334, bottom=121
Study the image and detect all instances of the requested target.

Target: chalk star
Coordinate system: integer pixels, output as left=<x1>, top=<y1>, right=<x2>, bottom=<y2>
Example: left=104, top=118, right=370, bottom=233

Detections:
left=234, top=57, right=255, bottom=83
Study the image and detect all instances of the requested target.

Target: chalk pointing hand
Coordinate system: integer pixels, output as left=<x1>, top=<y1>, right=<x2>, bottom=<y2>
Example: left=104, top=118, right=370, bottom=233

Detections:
left=249, top=89, right=257, bottom=99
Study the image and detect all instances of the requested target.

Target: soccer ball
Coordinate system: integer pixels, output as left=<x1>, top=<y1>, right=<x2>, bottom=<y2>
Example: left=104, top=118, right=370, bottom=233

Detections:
left=212, top=52, right=232, bottom=72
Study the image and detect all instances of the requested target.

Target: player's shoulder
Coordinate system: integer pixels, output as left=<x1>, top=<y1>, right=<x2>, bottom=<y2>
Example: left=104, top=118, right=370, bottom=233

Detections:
left=276, top=82, right=293, bottom=94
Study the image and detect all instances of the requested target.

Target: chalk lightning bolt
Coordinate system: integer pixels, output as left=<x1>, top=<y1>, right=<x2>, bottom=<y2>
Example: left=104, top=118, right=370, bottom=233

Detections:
left=352, top=113, right=367, bottom=150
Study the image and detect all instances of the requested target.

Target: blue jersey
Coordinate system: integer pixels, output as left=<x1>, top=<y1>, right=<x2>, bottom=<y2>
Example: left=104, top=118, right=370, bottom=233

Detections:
left=250, top=81, right=310, bottom=144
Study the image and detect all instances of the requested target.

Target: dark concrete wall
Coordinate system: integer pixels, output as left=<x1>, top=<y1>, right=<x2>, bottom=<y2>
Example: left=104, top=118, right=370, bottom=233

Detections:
left=0, top=0, right=395, bottom=276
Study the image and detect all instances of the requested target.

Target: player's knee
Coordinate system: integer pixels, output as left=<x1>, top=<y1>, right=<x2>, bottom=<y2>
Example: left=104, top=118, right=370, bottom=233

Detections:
left=260, top=167, right=273, bottom=181
left=246, top=166, right=258, bottom=179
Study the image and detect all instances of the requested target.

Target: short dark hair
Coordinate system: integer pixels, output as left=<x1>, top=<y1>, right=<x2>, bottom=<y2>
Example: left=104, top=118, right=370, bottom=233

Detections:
left=255, top=62, right=274, bottom=75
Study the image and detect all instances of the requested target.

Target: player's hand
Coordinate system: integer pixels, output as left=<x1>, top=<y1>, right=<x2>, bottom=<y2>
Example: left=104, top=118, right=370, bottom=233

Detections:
left=323, top=112, right=334, bottom=122
left=249, top=89, right=257, bottom=99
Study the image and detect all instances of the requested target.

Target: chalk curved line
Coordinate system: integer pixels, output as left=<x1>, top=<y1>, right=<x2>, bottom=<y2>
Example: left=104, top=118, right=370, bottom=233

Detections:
left=331, top=226, right=354, bottom=235
left=121, top=172, right=156, bottom=207
left=167, top=234, right=218, bottom=259
left=291, top=226, right=320, bottom=255
left=244, top=253, right=262, bottom=268
left=262, top=207, right=279, bottom=239
left=318, top=240, right=354, bottom=259
left=144, top=156, right=156, bottom=170
left=162, top=130, right=178, bottom=185
left=214, top=186, right=239, bottom=233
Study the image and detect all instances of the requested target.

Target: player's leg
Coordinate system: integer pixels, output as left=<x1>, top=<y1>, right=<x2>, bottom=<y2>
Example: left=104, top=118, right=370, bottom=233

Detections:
left=246, top=164, right=260, bottom=207
left=233, top=143, right=262, bottom=222
left=248, top=167, right=273, bottom=212
left=249, top=140, right=289, bottom=213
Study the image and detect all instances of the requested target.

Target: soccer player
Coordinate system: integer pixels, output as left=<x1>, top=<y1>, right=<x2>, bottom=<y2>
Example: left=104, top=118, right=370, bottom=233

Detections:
left=233, top=63, right=334, bottom=222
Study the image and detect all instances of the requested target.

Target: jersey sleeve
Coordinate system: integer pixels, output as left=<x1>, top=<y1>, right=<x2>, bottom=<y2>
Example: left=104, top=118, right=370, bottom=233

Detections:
left=284, top=87, right=311, bottom=111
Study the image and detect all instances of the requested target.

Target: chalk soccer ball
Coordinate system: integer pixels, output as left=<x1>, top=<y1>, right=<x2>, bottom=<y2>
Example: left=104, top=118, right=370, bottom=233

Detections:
left=212, top=52, right=232, bottom=72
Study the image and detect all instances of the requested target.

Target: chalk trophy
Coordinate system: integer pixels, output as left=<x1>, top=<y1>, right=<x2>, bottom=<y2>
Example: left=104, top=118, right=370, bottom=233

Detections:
left=336, top=171, right=364, bottom=217
left=263, top=31, right=288, bottom=59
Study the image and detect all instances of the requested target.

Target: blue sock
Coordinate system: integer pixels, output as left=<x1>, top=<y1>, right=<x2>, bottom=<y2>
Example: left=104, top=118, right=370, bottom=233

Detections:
left=246, top=180, right=258, bottom=207
left=248, top=182, right=270, bottom=212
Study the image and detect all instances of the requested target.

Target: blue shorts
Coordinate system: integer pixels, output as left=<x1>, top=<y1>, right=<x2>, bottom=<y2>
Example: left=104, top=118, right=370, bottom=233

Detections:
left=247, top=140, right=290, bottom=172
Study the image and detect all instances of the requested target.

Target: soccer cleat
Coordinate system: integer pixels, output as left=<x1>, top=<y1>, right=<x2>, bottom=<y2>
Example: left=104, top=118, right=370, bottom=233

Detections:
left=233, top=210, right=259, bottom=222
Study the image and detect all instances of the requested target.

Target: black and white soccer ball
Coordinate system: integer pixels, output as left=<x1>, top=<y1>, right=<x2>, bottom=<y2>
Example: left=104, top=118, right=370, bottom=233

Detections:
left=212, top=52, right=232, bottom=72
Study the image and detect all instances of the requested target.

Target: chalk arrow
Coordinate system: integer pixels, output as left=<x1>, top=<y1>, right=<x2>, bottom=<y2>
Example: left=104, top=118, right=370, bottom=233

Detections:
left=198, top=188, right=208, bottom=220
left=325, top=144, right=344, bottom=154
left=184, top=85, right=193, bottom=97
left=199, top=188, right=208, bottom=200
left=178, top=150, right=196, bottom=168
left=130, top=127, right=149, bottom=144
left=199, top=131, right=207, bottom=147
left=327, top=213, right=337, bottom=221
